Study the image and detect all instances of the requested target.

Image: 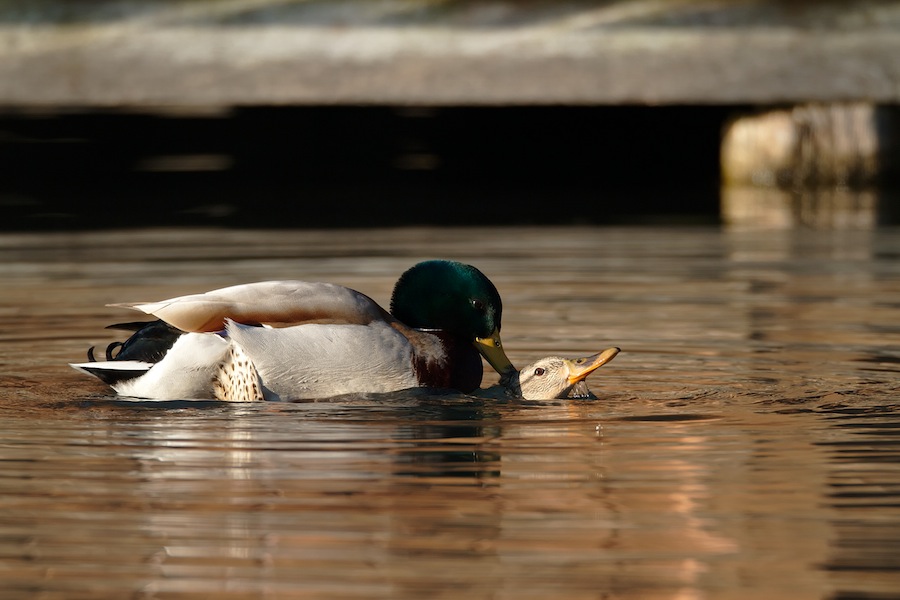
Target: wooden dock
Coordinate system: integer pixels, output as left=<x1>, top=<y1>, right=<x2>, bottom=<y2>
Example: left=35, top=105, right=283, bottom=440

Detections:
left=2, top=0, right=899, bottom=106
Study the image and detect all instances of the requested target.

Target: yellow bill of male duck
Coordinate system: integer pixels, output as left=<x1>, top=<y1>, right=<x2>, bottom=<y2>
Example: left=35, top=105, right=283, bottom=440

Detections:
left=70, top=260, right=619, bottom=401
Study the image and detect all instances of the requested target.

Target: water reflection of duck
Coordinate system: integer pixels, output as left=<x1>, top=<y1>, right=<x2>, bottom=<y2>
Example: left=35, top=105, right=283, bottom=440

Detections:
left=71, top=260, right=515, bottom=401
left=482, top=347, right=620, bottom=400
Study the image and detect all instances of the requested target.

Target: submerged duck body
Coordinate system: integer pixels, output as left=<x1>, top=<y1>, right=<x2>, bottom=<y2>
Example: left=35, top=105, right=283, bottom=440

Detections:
left=71, top=261, right=515, bottom=401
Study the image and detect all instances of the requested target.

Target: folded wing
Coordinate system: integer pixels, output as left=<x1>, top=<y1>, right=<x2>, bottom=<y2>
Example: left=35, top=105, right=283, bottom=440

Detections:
left=109, top=281, right=391, bottom=332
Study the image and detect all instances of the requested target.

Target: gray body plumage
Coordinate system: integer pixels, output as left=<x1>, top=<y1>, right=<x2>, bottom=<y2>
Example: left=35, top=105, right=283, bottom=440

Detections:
left=225, top=320, right=424, bottom=400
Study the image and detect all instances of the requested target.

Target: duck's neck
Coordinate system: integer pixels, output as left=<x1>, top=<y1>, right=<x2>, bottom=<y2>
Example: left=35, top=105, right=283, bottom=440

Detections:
left=411, top=329, right=484, bottom=393
left=499, top=371, right=522, bottom=397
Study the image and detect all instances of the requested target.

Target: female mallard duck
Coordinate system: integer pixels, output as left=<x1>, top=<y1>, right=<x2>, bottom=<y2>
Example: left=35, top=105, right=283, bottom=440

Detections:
left=481, top=347, right=620, bottom=400
left=71, top=260, right=515, bottom=401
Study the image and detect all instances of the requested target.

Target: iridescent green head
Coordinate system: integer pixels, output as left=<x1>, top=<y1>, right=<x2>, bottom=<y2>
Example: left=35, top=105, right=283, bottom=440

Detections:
left=390, top=260, right=514, bottom=376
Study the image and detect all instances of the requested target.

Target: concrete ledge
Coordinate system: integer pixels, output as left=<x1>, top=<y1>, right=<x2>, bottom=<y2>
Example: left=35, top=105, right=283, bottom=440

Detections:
left=2, top=0, right=900, bottom=106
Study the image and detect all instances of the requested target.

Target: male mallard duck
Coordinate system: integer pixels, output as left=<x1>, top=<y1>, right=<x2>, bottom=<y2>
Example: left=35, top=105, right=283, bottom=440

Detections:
left=483, top=347, right=620, bottom=400
left=71, top=260, right=515, bottom=401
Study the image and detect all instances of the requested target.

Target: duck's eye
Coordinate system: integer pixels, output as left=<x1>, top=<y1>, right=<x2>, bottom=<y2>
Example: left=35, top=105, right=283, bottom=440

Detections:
left=471, top=298, right=486, bottom=312
left=534, top=367, right=545, bottom=376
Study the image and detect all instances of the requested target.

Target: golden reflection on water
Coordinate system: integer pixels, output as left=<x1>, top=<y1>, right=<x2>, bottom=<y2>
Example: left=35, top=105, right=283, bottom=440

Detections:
left=0, top=226, right=898, bottom=599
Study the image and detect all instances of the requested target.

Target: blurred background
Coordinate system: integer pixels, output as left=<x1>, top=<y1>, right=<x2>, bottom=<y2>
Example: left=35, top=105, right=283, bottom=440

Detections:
left=1, top=0, right=899, bottom=230
left=4, top=5, right=900, bottom=598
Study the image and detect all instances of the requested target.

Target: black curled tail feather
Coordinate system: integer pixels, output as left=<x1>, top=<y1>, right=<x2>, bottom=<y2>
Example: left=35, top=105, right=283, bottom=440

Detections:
left=86, top=319, right=184, bottom=364
left=86, top=341, right=125, bottom=362
left=105, top=341, right=124, bottom=360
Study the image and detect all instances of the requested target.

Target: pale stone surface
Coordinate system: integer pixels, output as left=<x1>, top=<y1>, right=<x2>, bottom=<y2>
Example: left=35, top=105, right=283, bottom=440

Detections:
left=1, top=0, right=899, bottom=106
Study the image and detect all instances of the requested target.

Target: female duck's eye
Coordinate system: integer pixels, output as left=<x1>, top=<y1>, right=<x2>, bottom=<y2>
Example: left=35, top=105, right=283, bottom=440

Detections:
left=534, top=368, right=545, bottom=376
left=471, top=299, right=486, bottom=312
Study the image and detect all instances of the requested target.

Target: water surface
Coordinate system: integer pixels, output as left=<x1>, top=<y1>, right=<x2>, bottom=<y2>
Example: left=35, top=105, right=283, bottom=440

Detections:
left=1, top=226, right=898, bottom=599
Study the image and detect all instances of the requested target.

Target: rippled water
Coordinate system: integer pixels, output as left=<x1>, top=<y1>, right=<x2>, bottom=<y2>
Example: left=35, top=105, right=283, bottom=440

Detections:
left=1, top=226, right=898, bottom=599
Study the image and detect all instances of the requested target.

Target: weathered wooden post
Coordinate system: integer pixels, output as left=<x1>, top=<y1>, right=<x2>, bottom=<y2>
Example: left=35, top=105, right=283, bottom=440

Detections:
left=721, top=103, right=898, bottom=228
